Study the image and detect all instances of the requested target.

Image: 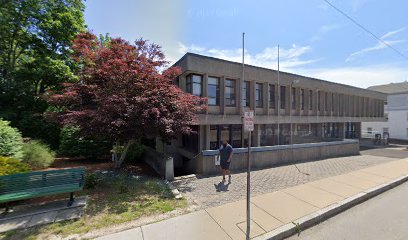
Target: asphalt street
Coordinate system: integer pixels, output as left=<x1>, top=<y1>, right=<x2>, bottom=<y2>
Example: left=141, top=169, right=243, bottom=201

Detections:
left=287, top=182, right=408, bottom=240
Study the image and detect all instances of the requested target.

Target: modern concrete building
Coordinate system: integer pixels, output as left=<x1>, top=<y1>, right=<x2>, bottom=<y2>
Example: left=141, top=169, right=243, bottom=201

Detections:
left=362, top=81, right=408, bottom=141
left=156, top=53, right=387, bottom=175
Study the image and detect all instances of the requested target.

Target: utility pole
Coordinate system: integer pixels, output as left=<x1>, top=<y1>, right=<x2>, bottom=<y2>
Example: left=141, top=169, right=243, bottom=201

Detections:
left=242, top=32, right=251, bottom=240
left=277, top=45, right=280, bottom=145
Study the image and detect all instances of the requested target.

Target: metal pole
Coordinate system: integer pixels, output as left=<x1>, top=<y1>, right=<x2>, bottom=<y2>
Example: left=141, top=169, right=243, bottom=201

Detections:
left=246, top=130, right=251, bottom=240
left=242, top=32, right=251, bottom=240
left=277, top=45, right=280, bottom=145
left=242, top=32, right=245, bottom=114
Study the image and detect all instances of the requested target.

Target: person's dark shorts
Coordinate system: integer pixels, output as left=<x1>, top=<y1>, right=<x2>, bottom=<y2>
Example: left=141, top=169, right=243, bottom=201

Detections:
left=220, top=160, right=230, bottom=170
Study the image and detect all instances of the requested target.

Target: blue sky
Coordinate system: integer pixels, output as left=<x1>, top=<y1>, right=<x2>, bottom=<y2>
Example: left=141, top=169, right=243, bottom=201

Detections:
left=84, top=0, right=408, bottom=88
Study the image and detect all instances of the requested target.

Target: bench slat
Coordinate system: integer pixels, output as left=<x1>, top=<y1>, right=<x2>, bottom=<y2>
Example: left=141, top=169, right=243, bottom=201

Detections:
left=0, top=167, right=86, bottom=203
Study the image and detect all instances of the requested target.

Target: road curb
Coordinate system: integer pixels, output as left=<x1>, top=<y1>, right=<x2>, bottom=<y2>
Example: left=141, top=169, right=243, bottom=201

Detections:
left=253, top=174, right=408, bottom=240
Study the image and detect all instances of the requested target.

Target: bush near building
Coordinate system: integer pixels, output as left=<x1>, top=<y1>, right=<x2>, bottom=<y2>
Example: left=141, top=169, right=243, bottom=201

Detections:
left=58, top=126, right=111, bottom=158
left=0, top=119, right=24, bottom=160
left=22, top=140, right=55, bottom=169
left=0, top=156, right=31, bottom=176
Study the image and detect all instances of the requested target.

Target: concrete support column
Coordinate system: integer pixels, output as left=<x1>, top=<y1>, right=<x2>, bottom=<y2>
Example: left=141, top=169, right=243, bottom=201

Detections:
left=250, top=81, right=256, bottom=111
left=253, top=124, right=261, bottom=147
left=295, top=87, right=301, bottom=115
left=179, top=75, right=187, bottom=92
left=198, top=125, right=206, bottom=152
left=339, top=122, right=345, bottom=139
left=285, top=85, right=290, bottom=115
left=220, top=76, right=226, bottom=115
left=237, top=77, right=242, bottom=115
left=204, top=125, right=211, bottom=150
left=263, top=82, right=269, bottom=114
left=274, top=84, right=279, bottom=114
left=316, top=123, right=323, bottom=138
left=202, top=74, right=208, bottom=98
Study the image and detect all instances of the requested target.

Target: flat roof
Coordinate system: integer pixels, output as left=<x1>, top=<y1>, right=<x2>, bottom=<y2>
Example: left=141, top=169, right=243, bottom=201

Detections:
left=368, top=81, right=408, bottom=94
left=174, top=52, right=384, bottom=95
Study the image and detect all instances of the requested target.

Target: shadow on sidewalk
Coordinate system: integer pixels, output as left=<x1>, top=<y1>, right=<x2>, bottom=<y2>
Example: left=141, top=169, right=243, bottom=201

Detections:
left=214, top=180, right=231, bottom=192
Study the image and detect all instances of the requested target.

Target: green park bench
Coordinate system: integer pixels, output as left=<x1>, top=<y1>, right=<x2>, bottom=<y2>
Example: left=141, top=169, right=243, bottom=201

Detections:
left=0, top=167, right=86, bottom=211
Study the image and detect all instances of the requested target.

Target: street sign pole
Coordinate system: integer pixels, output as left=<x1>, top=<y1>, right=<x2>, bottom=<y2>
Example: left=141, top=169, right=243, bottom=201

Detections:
left=244, top=110, right=253, bottom=240
left=246, top=129, right=251, bottom=240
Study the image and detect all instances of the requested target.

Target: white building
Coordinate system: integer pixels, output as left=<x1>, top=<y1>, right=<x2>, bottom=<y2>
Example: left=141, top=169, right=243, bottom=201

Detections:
left=362, top=81, right=408, bottom=141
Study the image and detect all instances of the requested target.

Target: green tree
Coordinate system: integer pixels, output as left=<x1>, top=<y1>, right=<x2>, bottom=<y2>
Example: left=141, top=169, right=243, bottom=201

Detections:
left=0, top=0, right=85, bottom=146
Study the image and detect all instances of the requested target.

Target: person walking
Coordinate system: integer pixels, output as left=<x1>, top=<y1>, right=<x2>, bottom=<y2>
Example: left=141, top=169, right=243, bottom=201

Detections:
left=219, top=139, right=233, bottom=182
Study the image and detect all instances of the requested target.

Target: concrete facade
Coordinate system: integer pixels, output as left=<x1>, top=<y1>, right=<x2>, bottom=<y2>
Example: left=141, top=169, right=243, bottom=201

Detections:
left=197, top=140, right=359, bottom=175
left=167, top=53, right=386, bottom=175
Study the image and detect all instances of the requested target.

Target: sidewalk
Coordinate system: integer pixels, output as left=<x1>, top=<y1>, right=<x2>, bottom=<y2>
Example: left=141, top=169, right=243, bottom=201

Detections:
left=97, top=158, right=408, bottom=240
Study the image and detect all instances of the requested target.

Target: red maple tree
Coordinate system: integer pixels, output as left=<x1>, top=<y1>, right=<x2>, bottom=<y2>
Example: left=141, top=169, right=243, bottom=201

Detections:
left=46, top=32, right=205, bottom=167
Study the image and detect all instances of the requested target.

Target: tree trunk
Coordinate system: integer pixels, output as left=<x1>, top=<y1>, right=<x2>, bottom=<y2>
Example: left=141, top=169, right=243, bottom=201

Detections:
left=113, top=140, right=134, bottom=169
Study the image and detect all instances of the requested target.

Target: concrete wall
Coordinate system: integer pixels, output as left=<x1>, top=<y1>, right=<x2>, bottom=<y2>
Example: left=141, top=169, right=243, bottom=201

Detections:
left=196, top=139, right=359, bottom=175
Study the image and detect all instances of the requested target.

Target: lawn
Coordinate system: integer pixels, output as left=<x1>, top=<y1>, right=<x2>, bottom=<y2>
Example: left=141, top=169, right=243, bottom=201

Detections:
left=0, top=172, right=187, bottom=240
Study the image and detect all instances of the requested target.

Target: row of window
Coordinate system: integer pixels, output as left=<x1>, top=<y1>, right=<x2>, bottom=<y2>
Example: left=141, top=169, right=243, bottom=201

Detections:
left=186, top=74, right=382, bottom=115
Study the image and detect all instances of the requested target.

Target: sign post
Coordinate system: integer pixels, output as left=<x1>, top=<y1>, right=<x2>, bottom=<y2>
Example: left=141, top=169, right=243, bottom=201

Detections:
left=244, top=110, right=254, bottom=240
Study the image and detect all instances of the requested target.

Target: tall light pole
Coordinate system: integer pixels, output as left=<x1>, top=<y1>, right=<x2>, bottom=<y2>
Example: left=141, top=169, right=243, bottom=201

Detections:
left=277, top=45, right=280, bottom=145
left=289, top=79, right=300, bottom=145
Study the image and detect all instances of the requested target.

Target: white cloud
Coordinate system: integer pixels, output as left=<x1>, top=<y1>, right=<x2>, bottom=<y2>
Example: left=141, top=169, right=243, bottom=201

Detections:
left=351, top=0, right=376, bottom=11
left=176, top=42, right=318, bottom=71
left=296, top=65, right=408, bottom=88
left=346, top=28, right=406, bottom=62
left=320, top=24, right=343, bottom=33
left=310, top=23, right=344, bottom=42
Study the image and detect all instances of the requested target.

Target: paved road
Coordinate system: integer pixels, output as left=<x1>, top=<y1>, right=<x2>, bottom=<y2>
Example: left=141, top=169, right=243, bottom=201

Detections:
left=287, top=182, right=408, bottom=240
left=173, top=154, right=405, bottom=209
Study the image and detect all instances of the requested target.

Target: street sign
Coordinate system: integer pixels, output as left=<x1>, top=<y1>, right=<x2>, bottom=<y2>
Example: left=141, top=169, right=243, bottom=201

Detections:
left=244, top=111, right=254, bottom=132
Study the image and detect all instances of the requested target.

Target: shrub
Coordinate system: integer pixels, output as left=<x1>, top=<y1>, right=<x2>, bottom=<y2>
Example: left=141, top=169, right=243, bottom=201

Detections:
left=0, top=156, right=31, bottom=176
left=58, top=126, right=111, bottom=158
left=85, top=173, right=101, bottom=189
left=16, top=114, right=61, bottom=150
left=22, top=140, right=55, bottom=169
left=0, top=119, right=24, bottom=159
left=124, top=141, right=146, bottom=163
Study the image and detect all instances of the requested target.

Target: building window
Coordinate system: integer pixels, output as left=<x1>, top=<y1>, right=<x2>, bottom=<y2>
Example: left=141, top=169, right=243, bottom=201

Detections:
left=186, top=74, right=202, bottom=96
left=207, top=76, right=220, bottom=106
left=225, top=79, right=236, bottom=106
left=406, top=128, right=408, bottom=137
left=269, top=84, right=275, bottom=108
left=324, top=92, right=328, bottom=111
left=383, top=127, right=389, bottom=133
left=317, top=91, right=321, bottom=111
left=291, top=87, right=296, bottom=109
left=255, top=83, right=263, bottom=108
left=242, top=81, right=250, bottom=107
left=367, top=127, right=372, bottom=134
left=231, top=125, right=242, bottom=148
left=210, top=125, right=242, bottom=150
left=300, top=89, right=304, bottom=110
left=308, top=90, right=313, bottom=110
left=280, top=86, right=286, bottom=109
left=182, top=125, right=199, bottom=152
left=210, top=126, right=219, bottom=150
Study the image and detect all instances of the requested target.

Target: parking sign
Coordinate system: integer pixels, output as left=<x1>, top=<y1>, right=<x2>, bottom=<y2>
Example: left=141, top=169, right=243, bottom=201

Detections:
left=244, top=111, right=254, bottom=132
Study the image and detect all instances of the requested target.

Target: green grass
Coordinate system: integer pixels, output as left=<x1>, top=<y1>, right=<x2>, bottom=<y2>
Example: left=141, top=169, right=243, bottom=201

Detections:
left=0, top=173, right=187, bottom=240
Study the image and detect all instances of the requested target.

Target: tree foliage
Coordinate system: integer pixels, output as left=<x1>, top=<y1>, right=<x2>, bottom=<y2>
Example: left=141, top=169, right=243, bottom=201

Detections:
left=47, top=32, right=206, bottom=167
left=0, top=0, right=85, bottom=146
